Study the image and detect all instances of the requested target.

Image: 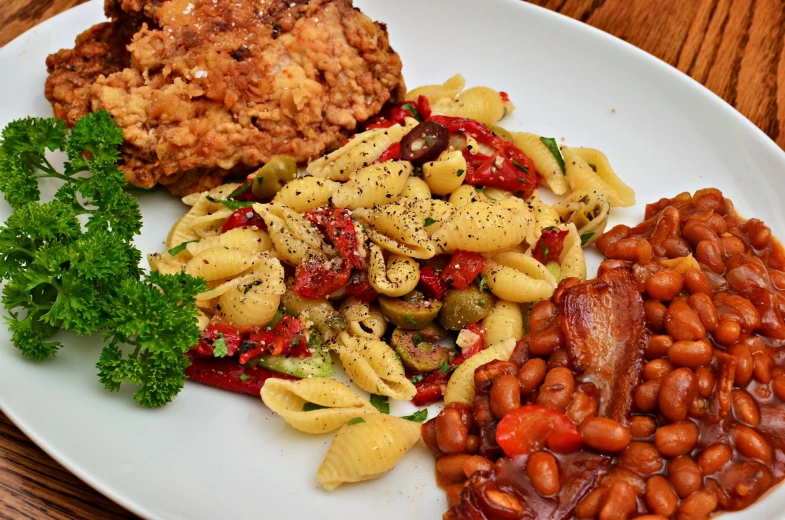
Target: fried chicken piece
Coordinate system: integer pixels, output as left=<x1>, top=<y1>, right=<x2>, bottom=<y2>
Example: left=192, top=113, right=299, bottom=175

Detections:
left=46, top=0, right=405, bottom=195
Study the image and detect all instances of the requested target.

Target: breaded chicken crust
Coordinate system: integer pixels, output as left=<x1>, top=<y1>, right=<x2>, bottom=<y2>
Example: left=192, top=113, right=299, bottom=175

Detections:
left=45, top=0, right=405, bottom=195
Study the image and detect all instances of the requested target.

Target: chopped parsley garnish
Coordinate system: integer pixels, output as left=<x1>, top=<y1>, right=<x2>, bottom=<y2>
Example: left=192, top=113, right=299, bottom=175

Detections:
left=401, top=409, right=428, bottom=423
left=302, top=402, right=328, bottom=412
left=424, top=217, right=438, bottom=227
left=474, top=187, right=486, bottom=196
left=0, top=110, right=205, bottom=407
left=408, top=373, right=426, bottom=384
left=580, top=232, right=594, bottom=245
left=404, top=313, right=418, bottom=326
left=347, top=417, right=366, bottom=425
left=517, top=177, right=526, bottom=182
left=413, top=333, right=423, bottom=345
left=212, top=334, right=229, bottom=358
left=539, top=137, right=565, bottom=174
left=167, top=239, right=199, bottom=256
left=439, top=361, right=450, bottom=375
left=478, top=298, right=487, bottom=307
left=478, top=276, right=488, bottom=291
left=226, top=182, right=252, bottom=199
left=512, top=159, right=530, bottom=174
left=456, top=168, right=465, bottom=177
left=205, top=194, right=254, bottom=210
left=243, top=280, right=263, bottom=293
left=238, top=374, right=252, bottom=382
left=256, top=176, right=264, bottom=185
left=541, top=242, right=550, bottom=258
left=370, top=394, right=390, bottom=414
left=400, top=103, right=422, bottom=122
left=425, top=135, right=435, bottom=147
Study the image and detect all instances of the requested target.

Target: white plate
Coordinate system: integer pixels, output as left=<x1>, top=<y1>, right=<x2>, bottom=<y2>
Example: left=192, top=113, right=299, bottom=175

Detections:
left=1, top=1, right=785, bottom=519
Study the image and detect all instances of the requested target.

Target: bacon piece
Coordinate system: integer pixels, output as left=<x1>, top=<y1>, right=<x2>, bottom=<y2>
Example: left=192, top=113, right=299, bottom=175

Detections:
left=559, top=267, right=645, bottom=423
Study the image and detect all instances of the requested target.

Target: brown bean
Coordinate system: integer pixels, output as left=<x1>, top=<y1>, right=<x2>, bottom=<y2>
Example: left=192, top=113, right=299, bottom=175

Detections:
left=490, top=374, right=521, bottom=419
left=528, top=300, right=558, bottom=333
left=547, top=348, right=570, bottom=370
left=683, top=269, right=713, bottom=296
left=695, top=240, right=725, bottom=274
left=629, top=416, right=657, bottom=440
left=744, top=218, right=771, bottom=250
left=445, top=402, right=475, bottom=432
left=654, top=421, right=699, bottom=457
left=732, top=424, right=773, bottom=463
left=659, top=368, right=698, bottom=422
left=528, top=326, right=564, bottom=357
left=706, top=213, right=728, bottom=234
left=466, top=435, right=480, bottom=454
left=714, top=293, right=761, bottom=332
left=619, top=442, right=663, bottom=475
left=646, top=270, right=684, bottom=301
left=580, top=417, right=631, bottom=452
left=536, top=368, right=575, bottom=412
left=688, top=293, right=719, bottom=333
left=773, top=372, right=785, bottom=401
left=753, top=351, right=773, bottom=383
left=677, top=489, right=718, bottom=520
left=575, top=487, right=607, bottom=519
left=694, top=189, right=725, bottom=213
left=732, top=389, right=761, bottom=426
left=526, top=451, right=560, bottom=496
left=463, top=455, right=493, bottom=478
left=644, top=359, right=673, bottom=381
left=727, top=342, right=753, bottom=386
left=720, top=235, right=746, bottom=257
left=645, top=301, right=668, bottom=333
left=665, top=301, right=707, bottom=341
left=605, top=237, right=653, bottom=264
left=566, top=391, right=598, bottom=426
left=518, top=358, right=547, bottom=395
left=445, top=484, right=464, bottom=508
left=694, top=366, right=715, bottom=398
left=599, top=481, right=637, bottom=520
left=598, top=259, right=630, bottom=276
left=436, top=454, right=471, bottom=483
left=646, top=475, right=679, bottom=517
left=697, top=443, right=732, bottom=475
left=683, top=221, right=718, bottom=248
left=688, top=396, right=708, bottom=419
left=636, top=516, right=669, bottom=520
left=421, top=419, right=441, bottom=456
left=662, top=237, right=692, bottom=258
left=668, top=340, right=713, bottom=368
left=599, top=467, right=646, bottom=497
left=596, top=225, right=631, bottom=254
left=436, top=409, right=469, bottom=454
left=668, top=456, right=703, bottom=498
left=714, top=319, right=741, bottom=346
left=482, top=488, right=524, bottom=517
left=645, top=335, right=673, bottom=359
left=635, top=379, right=662, bottom=413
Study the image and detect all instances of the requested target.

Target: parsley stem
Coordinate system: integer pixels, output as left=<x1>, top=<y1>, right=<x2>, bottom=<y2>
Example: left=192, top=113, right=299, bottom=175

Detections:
left=37, top=172, right=72, bottom=182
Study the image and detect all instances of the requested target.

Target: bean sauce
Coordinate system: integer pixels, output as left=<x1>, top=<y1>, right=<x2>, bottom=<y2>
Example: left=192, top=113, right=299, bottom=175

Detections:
left=426, top=189, right=785, bottom=520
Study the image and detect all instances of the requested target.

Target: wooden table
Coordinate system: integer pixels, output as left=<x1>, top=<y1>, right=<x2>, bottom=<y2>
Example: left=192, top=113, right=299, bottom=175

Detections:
left=0, top=0, right=783, bottom=518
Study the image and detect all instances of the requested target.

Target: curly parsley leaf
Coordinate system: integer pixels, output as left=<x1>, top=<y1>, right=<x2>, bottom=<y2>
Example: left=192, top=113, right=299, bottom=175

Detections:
left=401, top=409, right=428, bottom=423
left=347, top=417, right=366, bottom=425
left=370, top=394, right=390, bottom=414
left=539, top=137, right=565, bottom=174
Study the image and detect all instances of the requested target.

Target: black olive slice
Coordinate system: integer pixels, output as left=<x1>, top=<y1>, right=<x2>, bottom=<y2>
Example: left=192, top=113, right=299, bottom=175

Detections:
left=400, top=121, right=450, bottom=163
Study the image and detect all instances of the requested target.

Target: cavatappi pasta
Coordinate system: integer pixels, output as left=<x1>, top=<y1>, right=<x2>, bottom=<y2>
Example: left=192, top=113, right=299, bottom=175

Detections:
left=151, top=76, right=635, bottom=492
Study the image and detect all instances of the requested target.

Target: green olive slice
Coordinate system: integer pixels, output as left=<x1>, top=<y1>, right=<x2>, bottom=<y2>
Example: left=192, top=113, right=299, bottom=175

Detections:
left=378, top=295, right=442, bottom=330
left=391, top=324, right=452, bottom=373
left=437, top=286, right=494, bottom=331
left=251, top=155, right=297, bottom=199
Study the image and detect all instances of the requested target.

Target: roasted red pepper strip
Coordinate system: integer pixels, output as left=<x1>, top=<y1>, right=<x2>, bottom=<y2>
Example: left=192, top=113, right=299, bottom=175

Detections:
left=441, top=250, right=486, bottom=290
left=304, top=207, right=363, bottom=269
left=239, top=316, right=310, bottom=363
left=532, top=227, right=569, bottom=264
left=389, top=107, right=411, bottom=125
left=418, top=265, right=449, bottom=301
left=412, top=323, right=485, bottom=406
left=496, top=405, right=583, bottom=456
left=345, top=280, right=379, bottom=303
left=239, top=329, right=276, bottom=365
left=221, top=207, right=266, bottom=233
left=195, top=323, right=243, bottom=357
left=364, top=119, right=396, bottom=131
left=293, top=257, right=351, bottom=300
left=417, top=95, right=432, bottom=119
left=374, top=142, right=401, bottom=163
left=185, top=351, right=295, bottom=397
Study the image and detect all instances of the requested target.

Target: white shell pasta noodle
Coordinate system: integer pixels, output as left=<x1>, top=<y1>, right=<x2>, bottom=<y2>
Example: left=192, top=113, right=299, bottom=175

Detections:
left=340, top=297, right=386, bottom=339
left=367, top=245, right=420, bottom=297
left=195, top=310, right=210, bottom=331
left=219, top=284, right=281, bottom=328
left=190, top=208, right=234, bottom=238
left=404, top=198, right=454, bottom=236
left=398, top=176, right=431, bottom=200
left=552, top=189, right=610, bottom=247
left=317, top=414, right=420, bottom=491
left=184, top=248, right=259, bottom=281
left=511, top=132, right=569, bottom=195
left=482, top=251, right=558, bottom=303
left=527, top=191, right=562, bottom=240
left=148, top=252, right=187, bottom=275
left=448, top=184, right=485, bottom=207
left=166, top=197, right=210, bottom=249
left=423, top=150, right=466, bottom=196
left=333, top=333, right=416, bottom=401
left=432, top=202, right=531, bottom=253
left=562, top=147, right=635, bottom=207
left=406, top=73, right=465, bottom=104
left=261, top=378, right=377, bottom=434
left=559, top=223, right=587, bottom=281
left=432, top=86, right=508, bottom=127
left=482, top=300, right=524, bottom=347
left=272, top=177, right=340, bottom=213
left=444, top=338, right=517, bottom=405
left=332, top=161, right=412, bottom=210
left=259, top=204, right=331, bottom=266
left=196, top=273, right=257, bottom=302
left=281, top=288, right=342, bottom=339
left=306, top=124, right=409, bottom=181
left=186, top=227, right=273, bottom=256
left=353, top=205, right=436, bottom=259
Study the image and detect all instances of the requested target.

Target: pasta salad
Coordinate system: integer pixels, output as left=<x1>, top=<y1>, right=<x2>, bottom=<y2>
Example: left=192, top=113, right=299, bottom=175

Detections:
left=150, top=75, right=635, bottom=490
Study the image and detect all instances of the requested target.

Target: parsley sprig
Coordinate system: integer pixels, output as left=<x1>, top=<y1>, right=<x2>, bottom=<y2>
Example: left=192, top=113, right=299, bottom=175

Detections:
left=0, top=111, right=205, bottom=406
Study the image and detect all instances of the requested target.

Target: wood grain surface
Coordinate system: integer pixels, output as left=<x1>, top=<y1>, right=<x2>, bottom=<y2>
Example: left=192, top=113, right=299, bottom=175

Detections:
left=0, top=0, right=783, bottom=518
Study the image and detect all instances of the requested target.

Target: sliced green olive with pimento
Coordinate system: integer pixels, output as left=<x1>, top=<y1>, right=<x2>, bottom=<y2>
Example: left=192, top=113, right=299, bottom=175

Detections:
left=251, top=155, right=297, bottom=199
left=391, top=323, right=453, bottom=373
left=378, top=290, right=442, bottom=330
left=438, top=286, right=494, bottom=330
